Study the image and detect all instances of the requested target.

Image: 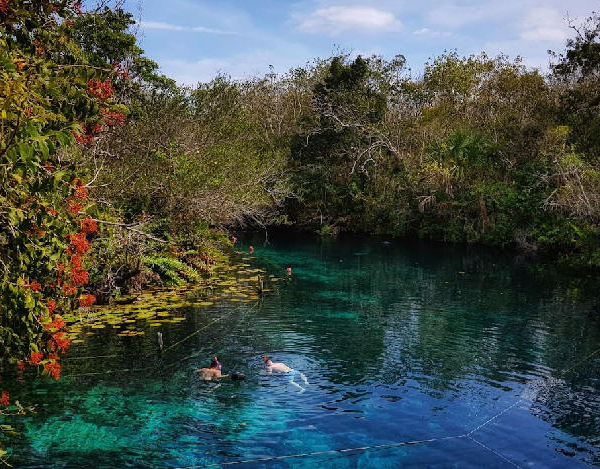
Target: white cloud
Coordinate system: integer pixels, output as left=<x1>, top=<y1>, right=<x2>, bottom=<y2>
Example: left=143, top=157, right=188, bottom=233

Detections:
left=427, top=3, right=511, bottom=28
left=137, top=20, right=235, bottom=35
left=160, top=50, right=304, bottom=85
left=412, top=27, right=453, bottom=38
left=521, top=7, right=569, bottom=43
left=297, top=7, right=402, bottom=35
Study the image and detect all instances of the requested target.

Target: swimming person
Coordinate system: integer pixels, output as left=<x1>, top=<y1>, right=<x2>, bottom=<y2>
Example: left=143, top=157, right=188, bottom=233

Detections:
left=263, top=355, right=308, bottom=393
left=194, top=356, right=225, bottom=381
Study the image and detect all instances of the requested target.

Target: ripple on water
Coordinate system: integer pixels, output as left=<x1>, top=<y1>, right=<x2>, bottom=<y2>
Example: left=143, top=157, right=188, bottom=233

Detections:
left=5, top=235, right=600, bottom=468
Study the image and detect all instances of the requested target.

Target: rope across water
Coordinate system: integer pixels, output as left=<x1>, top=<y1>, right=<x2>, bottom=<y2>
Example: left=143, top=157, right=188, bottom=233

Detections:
left=173, top=345, right=600, bottom=469
left=63, top=301, right=260, bottom=377
left=61, top=293, right=600, bottom=468
left=159, top=301, right=259, bottom=355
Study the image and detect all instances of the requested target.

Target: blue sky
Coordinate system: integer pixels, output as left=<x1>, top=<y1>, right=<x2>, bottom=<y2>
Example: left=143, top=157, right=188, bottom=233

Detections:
left=123, top=0, right=599, bottom=85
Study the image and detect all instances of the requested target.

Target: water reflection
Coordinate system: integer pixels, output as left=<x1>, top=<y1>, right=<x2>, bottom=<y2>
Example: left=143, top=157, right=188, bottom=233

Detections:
left=4, top=233, right=600, bottom=467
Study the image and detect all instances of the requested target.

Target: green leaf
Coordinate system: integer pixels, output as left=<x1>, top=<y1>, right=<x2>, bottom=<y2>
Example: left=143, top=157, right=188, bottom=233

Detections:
left=18, top=142, right=34, bottom=161
left=24, top=293, right=35, bottom=310
left=54, top=131, right=72, bottom=147
left=37, top=139, right=49, bottom=158
left=7, top=208, right=24, bottom=226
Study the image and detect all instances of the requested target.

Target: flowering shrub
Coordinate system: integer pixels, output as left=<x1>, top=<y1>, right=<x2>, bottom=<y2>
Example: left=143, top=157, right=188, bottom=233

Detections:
left=0, top=3, right=126, bottom=458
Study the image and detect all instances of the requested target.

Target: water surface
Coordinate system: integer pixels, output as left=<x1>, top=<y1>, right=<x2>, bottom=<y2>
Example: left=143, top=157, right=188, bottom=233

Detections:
left=5, top=234, right=600, bottom=468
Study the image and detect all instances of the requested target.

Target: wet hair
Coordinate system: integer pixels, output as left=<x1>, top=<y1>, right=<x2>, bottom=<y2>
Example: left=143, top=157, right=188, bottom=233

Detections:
left=231, top=372, right=245, bottom=381
left=211, top=356, right=221, bottom=369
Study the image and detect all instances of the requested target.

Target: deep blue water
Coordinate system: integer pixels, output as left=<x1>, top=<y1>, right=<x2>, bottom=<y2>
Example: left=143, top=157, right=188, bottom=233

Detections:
left=3, top=233, right=600, bottom=468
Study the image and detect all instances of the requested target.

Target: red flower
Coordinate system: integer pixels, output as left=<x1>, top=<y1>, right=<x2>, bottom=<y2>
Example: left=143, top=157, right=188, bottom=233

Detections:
left=63, top=283, right=77, bottom=296
left=73, top=125, right=94, bottom=145
left=25, top=107, right=34, bottom=117
left=0, top=391, right=9, bottom=407
left=16, top=361, right=25, bottom=371
left=28, top=280, right=41, bottom=291
left=100, top=108, right=125, bottom=126
left=73, top=184, right=88, bottom=200
left=87, top=78, right=113, bottom=101
left=78, top=293, right=96, bottom=307
left=71, top=268, right=89, bottom=286
left=67, top=232, right=91, bottom=255
left=46, top=299, right=57, bottom=315
left=45, top=315, right=65, bottom=331
left=30, top=352, right=43, bottom=364
left=67, top=199, right=82, bottom=214
left=71, top=255, right=83, bottom=270
left=52, top=332, right=70, bottom=352
left=44, top=362, right=61, bottom=380
left=48, top=353, right=59, bottom=360
left=72, top=124, right=94, bottom=145
left=80, top=217, right=98, bottom=234
left=48, top=207, right=57, bottom=216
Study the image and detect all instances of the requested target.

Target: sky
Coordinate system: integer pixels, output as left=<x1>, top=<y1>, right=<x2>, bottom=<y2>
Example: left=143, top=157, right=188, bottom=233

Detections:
left=122, top=0, right=599, bottom=85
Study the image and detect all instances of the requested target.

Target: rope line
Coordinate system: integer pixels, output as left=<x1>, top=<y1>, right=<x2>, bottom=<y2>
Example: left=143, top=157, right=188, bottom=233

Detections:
left=63, top=354, right=120, bottom=361
left=560, top=348, right=600, bottom=376
left=64, top=367, right=152, bottom=377
left=466, top=399, right=522, bottom=436
left=175, top=399, right=528, bottom=468
left=467, top=435, right=523, bottom=469
left=173, top=347, right=600, bottom=469
left=160, top=302, right=259, bottom=355
left=177, top=435, right=467, bottom=469
left=63, top=302, right=259, bottom=377
left=61, top=295, right=600, bottom=468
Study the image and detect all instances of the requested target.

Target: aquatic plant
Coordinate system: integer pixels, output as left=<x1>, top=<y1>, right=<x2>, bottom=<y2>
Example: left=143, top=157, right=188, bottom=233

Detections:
left=142, top=255, right=201, bottom=286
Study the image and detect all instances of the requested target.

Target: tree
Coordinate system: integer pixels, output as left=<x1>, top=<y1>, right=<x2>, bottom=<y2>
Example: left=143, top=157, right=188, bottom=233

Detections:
left=291, top=55, right=403, bottom=230
left=551, top=12, right=600, bottom=159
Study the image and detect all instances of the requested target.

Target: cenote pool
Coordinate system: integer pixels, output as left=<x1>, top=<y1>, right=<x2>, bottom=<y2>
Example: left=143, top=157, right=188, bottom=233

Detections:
left=4, top=233, right=600, bottom=468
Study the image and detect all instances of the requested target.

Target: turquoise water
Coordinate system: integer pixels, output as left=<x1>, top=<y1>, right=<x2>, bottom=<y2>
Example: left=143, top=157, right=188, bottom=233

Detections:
left=3, top=233, right=600, bottom=468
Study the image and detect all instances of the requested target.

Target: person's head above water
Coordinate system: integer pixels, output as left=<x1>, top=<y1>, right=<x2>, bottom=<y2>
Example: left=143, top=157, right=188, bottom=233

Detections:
left=263, top=354, right=273, bottom=366
left=211, top=356, right=222, bottom=370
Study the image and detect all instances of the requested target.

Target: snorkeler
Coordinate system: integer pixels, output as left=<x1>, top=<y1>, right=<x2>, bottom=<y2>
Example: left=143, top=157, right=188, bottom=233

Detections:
left=194, top=356, right=225, bottom=381
left=194, top=356, right=246, bottom=382
left=263, top=355, right=308, bottom=393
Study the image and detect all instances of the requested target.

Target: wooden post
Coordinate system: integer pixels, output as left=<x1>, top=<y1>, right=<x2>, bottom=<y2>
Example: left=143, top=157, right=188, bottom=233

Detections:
left=157, top=332, right=163, bottom=352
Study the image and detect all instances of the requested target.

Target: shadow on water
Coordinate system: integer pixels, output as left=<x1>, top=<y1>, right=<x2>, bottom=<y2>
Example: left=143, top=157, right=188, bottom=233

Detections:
left=4, top=231, right=600, bottom=467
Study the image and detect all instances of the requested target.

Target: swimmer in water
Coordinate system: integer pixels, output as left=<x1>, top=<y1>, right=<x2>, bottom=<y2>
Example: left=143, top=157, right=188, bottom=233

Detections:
left=195, top=356, right=226, bottom=381
left=263, top=355, right=308, bottom=393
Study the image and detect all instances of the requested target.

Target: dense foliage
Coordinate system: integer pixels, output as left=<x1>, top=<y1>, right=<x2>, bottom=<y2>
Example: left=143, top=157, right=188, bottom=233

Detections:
left=0, top=0, right=128, bottom=458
